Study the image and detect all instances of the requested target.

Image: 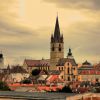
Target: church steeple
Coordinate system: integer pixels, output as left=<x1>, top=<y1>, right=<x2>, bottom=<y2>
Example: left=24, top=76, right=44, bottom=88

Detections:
left=50, top=16, right=64, bottom=68
left=54, top=16, right=60, bottom=40
left=51, top=16, right=63, bottom=43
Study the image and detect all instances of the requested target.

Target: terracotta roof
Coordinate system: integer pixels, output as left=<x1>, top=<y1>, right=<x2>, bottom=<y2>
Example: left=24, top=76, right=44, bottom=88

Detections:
left=57, top=58, right=77, bottom=66
left=78, top=69, right=100, bottom=75
left=24, top=59, right=50, bottom=67
left=10, top=65, right=28, bottom=73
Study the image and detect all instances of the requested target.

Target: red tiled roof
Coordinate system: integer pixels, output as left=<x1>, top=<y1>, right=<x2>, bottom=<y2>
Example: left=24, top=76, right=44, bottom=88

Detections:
left=47, top=75, right=58, bottom=82
left=24, top=59, right=50, bottom=67
left=79, top=69, right=100, bottom=75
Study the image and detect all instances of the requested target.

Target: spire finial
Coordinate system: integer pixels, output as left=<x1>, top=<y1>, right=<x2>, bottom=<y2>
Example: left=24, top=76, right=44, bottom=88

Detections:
left=57, top=12, right=58, bottom=17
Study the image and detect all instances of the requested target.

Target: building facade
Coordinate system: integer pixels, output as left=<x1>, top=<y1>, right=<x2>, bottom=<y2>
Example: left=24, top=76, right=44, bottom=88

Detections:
left=57, top=49, right=78, bottom=81
left=78, top=61, right=100, bottom=81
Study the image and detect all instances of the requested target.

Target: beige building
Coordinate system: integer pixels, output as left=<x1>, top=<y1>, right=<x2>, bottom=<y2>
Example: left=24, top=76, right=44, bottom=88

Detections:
left=57, top=48, right=78, bottom=81
left=4, top=65, right=29, bottom=83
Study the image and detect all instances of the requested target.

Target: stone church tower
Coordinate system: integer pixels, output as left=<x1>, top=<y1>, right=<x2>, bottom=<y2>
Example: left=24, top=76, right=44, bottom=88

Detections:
left=50, top=16, right=64, bottom=69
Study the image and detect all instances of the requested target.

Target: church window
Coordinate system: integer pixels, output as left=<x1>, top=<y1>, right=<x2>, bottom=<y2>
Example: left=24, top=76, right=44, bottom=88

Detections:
left=59, top=44, right=61, bottom=51
left=68, top=76, right=70, bottom=81
left=52, top=47, right=54, bottom=51
left=59, top=48, right=61, bottom=51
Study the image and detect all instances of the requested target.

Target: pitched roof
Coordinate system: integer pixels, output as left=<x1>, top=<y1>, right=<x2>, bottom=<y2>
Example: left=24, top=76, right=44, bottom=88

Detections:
left=54, top=16, right=61, bottom=42
left=82, top=60, right=91, bottom=66
left=24, top=59, right=50, bottom=67
left=10, top=65, right=28, bottom=73
left=57, top=58, right=77, bottom=66
left=78, top=61, right=93, bottom=70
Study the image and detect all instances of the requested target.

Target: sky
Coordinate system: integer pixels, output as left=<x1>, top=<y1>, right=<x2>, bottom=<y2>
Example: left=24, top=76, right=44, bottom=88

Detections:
left=0, top=0, right=100, bottom=65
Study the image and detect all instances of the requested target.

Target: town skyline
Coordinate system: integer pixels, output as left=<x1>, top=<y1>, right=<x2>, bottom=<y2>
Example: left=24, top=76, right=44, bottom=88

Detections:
left=0, top=0, right=100, bottom=65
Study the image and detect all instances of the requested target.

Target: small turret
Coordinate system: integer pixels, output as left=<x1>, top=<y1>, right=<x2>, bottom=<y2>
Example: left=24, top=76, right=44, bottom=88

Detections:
left=67, top=48, right=73, bottom=59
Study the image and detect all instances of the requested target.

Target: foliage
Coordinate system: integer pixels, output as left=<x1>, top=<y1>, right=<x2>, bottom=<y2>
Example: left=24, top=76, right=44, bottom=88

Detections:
left=21, top=79, right=32, bottom=84
left=31, top=69, right=41, bottom=76
left=59, top=85, right=72, bottom=93
left=0, top=81, right=11, bottom=91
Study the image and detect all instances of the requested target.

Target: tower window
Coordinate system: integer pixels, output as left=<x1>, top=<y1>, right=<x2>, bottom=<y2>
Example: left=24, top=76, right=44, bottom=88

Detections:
left=59, top=48, right=61, bottom=51
left=52, top=47, right=54, bottom=51
left=59, top=44, right=61, bottom=51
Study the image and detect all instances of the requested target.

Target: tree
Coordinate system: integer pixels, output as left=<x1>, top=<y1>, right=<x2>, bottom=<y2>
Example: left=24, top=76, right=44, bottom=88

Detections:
left=22, top=79, right=32, bottom=84
left=59, top=85, right=72, bottom=93
left=31, top=69, right=41, bottom=76
left=0, top=81, right=11, bottom=91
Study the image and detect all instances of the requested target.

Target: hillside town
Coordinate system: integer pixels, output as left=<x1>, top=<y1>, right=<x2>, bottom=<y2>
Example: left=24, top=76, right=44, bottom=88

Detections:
left=0, top=16, right=100, bottom=94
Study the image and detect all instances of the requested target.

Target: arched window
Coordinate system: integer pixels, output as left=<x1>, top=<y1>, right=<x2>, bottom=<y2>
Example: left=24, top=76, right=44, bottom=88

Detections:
left=59, top=48, right=61, bottom=51
left=52, top=44, right=54, bottom=51
left=68, top=67, right=70, bottom=74
left=62, top=67, right=63, bottom=71
left=59, top=67, right=60, bottom=71
left=68, top=63, right=69, bottom=66
left=68, top=76, right=70, bottom=81
left=59, top=44, right=61, bottom=51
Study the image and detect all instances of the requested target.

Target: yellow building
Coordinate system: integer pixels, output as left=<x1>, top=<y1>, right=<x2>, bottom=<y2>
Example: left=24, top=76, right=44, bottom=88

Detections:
left=57, top=48, right=78, bottom=81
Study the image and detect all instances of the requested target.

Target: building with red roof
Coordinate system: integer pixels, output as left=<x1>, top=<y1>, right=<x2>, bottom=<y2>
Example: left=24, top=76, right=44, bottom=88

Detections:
left=23, top=59, right=50, bottom=73
left=78, top=61, right=100, bottom=81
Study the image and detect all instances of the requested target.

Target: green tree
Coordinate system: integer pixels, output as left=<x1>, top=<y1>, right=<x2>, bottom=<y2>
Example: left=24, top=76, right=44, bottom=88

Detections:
left=0, top=81, right=11, bottom=91
left=22, top=79, right=32, bottom=84
left=59, top=86, right=72, bottom=93
left=31, top=69, right=41, bottom=76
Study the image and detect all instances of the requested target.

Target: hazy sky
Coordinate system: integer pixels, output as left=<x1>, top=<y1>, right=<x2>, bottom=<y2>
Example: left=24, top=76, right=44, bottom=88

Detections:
left=0, top=0, right=100, bottom=65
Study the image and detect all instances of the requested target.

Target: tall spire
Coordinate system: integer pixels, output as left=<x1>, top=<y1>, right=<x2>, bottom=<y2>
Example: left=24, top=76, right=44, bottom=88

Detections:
left=54, top=16, right=60, bottom=41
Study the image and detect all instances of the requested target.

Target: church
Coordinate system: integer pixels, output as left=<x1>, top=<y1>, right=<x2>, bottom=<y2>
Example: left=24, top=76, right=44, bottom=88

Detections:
left=23, top=16, right=78, bottom=81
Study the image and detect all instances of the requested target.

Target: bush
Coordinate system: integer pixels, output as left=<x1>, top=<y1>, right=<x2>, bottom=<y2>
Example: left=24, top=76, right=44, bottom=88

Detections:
left=0, top=81, right=11, bottom=91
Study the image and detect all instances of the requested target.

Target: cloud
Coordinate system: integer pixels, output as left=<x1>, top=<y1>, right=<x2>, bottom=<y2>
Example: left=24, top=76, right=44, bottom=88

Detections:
left=44, top=0, right=100, bottom=10
left=63, top=21, right=100, bottom=62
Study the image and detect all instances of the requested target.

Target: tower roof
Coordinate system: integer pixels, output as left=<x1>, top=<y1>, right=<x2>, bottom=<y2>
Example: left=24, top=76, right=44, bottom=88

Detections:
left=68, top=48, right=72, bottom=56
left=54, top=16, right=60, bottom=41
left=67, top=48, right=73, bottom=59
